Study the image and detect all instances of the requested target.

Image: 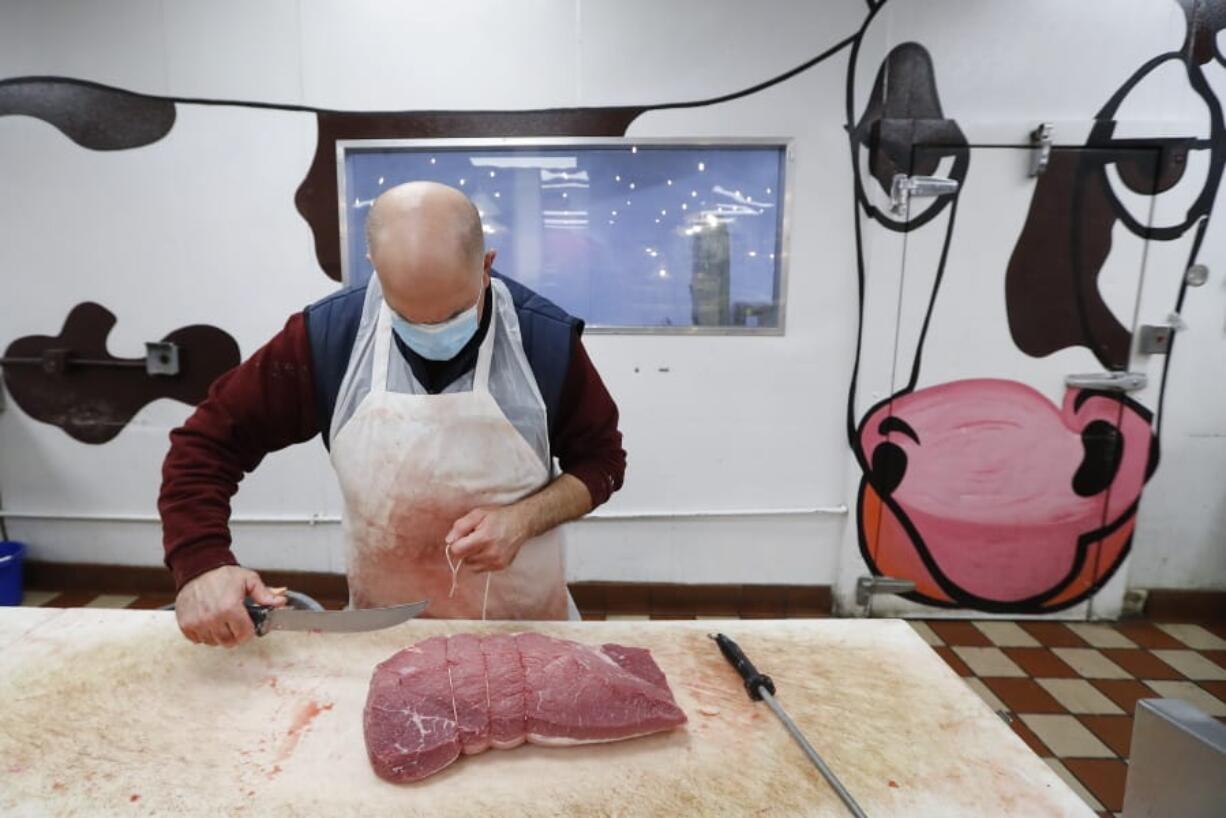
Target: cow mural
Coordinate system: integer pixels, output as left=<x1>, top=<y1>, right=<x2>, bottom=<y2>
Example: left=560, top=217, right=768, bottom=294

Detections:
left=847, top=0, right=1226, bottom=612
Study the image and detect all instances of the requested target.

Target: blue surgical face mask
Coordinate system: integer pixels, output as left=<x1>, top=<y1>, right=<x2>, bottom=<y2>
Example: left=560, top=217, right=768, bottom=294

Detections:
left=391, top=297, right=481, bottom=361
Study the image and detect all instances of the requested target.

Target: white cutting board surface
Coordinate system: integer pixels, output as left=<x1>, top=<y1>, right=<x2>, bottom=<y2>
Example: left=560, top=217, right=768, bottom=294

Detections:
left=0, top=609, right=1093, bottom=817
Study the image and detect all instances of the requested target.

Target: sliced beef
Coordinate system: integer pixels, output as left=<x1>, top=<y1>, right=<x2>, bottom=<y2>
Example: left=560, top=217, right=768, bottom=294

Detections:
left=364, top=633, right=687, bottom=783
left=363, top=635, right=460, bottom=783
left=445, top=633, right=490, bottom=755
left=481, top=633, right=527, bottom=750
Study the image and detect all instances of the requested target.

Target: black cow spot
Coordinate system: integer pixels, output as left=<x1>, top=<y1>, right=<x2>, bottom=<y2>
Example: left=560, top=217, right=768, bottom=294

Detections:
left=0, top=77, right=175, bottom=150
left=1072, top=420, right=1124, bottom=497
left=851, top=42, right=967, bottom=196
left=871, top=441, right=908, bottom=497
left=2, top=303, right=240, bottom=444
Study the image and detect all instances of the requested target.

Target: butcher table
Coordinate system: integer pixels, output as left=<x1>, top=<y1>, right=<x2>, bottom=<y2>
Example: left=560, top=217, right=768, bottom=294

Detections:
left=0, top=608, right=1095, bottom=816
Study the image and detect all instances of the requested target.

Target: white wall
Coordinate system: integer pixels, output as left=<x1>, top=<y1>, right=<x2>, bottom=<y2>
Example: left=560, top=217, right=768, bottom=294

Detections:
left=0, top=0, right=1222, bottom=593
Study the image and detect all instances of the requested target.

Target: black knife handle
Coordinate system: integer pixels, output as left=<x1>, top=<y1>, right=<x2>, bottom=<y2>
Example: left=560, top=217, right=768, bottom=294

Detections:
left=245, top=602, right=271, bottom=637
left=711, top=633, right=775, bottom=701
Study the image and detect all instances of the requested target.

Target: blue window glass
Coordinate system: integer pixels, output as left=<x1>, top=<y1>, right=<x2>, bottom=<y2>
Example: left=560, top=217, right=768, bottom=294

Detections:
left=339, top=141, right=788, bottom=332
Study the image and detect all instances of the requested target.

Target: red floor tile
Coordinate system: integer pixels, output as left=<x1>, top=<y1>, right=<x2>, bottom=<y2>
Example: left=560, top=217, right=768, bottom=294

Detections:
left=1009, top=717, right=1052, bottom=756
left=1204, top=623, right=1226, bottom=640
left=933, top=646, right=973, bottom=677
left=125, top=594, right=176, bottom=610
left=43, top=592, right=100, bottom=608
left=1100, top=648, right=1184, bottom=680
left=1018, top=621, right=1088, bottom=648
left=981, top=678, right=1066, bottom=714
left=1113, top=621, right=1185, bottom=649
left=1090, top=679, right=1160, bottom=715
left=1002, top=647, right=1079, bottom=678
left=926, top=621, right=993, bottom=646
left=1062, top=759, right=1127, bottom=812
left=1077, top=715, right=1133, bottom=757
left=1203, top=650, right=1226, bottom=671
left=1199, top=680, right=1226, bottom=704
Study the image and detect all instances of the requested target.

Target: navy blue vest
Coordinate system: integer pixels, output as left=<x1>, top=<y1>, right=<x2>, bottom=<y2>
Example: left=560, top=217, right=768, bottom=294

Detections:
left=304, top=271, right=583, bottom=449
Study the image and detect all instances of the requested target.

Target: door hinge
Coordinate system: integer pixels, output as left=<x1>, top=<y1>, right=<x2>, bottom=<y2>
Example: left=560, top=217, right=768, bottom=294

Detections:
left=1065, top=371, right=1147, bottom=393
left=856, top=575, right=918, bottom=606
left=889, top=174, right=960, bottom=216
left=1030, top=122, right=1053, bottom=176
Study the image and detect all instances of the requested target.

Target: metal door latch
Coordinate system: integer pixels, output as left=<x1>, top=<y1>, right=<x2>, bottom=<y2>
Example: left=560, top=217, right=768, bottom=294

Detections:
left=0, top=342, right=180, bottom=377
left=1138, top=325, right=1173, bottom=355
left=1065, top=371, right=1147, bottom=393
left=856, top=575, right=918, bottom=605
left=1030, top=123, right=1053, bottom=176
left=889, top=174, right=960, bottom=215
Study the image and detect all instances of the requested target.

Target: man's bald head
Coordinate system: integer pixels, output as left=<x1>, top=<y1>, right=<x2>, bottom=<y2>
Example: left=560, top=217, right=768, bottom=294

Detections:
left=365, top=181, right=491, bottom=324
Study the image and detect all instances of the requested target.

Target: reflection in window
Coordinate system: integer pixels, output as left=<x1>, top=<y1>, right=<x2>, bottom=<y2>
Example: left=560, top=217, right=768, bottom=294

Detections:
left=340, top=142, right=788, bottom=332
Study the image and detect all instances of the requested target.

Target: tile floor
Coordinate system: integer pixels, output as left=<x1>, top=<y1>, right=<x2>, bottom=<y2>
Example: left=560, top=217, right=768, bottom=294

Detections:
left=911, top=618, right=1226, bottom=817
left=16, top=591, right=1226, bottom=817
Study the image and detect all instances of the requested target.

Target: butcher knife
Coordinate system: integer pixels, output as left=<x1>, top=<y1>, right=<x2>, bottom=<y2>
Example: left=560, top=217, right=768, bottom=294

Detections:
left=710, top=633, right=869, bottom=818
left=244, top=600, right=429, bottom=636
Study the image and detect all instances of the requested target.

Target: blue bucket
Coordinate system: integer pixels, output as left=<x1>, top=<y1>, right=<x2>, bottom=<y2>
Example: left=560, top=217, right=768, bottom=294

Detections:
left=0, top=541, right=26, bottom=606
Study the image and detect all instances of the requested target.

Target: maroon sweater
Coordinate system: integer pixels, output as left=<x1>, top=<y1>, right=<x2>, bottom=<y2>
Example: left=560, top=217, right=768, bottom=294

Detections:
left=158, top=312, right=625, bottom=590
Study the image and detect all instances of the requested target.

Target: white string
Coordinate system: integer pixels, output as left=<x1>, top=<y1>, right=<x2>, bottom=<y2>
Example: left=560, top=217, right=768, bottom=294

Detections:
left=444, top=543, right=463, bottom=597
left=444, top=542, right=493, bottom=622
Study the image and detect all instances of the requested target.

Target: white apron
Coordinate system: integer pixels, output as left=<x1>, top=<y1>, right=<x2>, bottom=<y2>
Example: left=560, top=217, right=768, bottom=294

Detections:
left=329, top=278, right=570, bottom=620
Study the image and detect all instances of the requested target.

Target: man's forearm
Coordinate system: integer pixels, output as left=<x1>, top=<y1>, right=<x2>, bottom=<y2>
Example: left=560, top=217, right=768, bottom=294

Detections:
left=513, top=473, right=593, bottom=541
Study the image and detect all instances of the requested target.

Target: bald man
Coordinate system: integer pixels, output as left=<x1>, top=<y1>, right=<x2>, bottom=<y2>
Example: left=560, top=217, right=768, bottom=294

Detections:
left=160, top=182, right=625, bottom=646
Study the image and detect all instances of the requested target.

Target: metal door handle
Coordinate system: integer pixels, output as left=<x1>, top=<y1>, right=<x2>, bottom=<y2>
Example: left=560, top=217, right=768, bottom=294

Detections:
left=1065, top=372, right=1147, bottom=393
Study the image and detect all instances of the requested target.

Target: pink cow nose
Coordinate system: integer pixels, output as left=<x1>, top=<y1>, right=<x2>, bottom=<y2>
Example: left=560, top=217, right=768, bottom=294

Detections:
left=857, top=379, right=1152, bottom=608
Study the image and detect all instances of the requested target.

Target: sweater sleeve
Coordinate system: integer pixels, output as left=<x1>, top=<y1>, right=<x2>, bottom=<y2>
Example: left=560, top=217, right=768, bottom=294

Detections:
left=158, top=312, right=319, bottom=590
left=551, top=332, right=626, bottom=508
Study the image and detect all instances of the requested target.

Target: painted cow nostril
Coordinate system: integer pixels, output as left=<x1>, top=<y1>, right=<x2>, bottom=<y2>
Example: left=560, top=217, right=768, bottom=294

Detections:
left=871, top=441, right=908, bottom=496
left=1073, top=420, right=1124, bottom=497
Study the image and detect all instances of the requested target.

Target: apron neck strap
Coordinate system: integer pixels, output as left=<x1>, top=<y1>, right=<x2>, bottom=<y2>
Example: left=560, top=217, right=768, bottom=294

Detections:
left=372, top=300, right=393, bottom=393
left=472, top=284, right=498, bottom=394
left=372, top=284, right=499, bottom=395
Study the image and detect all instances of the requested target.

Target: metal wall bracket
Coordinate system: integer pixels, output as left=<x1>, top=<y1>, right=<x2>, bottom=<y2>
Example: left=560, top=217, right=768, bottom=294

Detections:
left=889, top=174, right=961, bottom=216
left=1030, top=123, right=1053, bottom=176
left=856, top=575, right=918, bottom=606
left=144, top=342, right=180, bottom=376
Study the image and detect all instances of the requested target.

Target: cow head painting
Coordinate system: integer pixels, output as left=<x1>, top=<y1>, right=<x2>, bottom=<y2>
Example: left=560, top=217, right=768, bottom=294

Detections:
left=847, top=0, right=1226, bottom=612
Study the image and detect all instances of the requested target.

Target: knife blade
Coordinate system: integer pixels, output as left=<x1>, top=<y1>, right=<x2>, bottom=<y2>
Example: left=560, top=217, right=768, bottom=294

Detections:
left=244, top=600, right=429, bottom=636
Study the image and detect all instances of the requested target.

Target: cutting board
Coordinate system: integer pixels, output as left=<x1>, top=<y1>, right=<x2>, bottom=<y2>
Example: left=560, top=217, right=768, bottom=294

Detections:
left=0, top=609, right=1093, bottom=817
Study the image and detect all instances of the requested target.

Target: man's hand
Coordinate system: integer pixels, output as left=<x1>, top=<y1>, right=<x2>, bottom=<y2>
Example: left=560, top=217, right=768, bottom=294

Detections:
left=175, top=565, right=285, bottom=648
left=445, top=505, right=531, bottom=573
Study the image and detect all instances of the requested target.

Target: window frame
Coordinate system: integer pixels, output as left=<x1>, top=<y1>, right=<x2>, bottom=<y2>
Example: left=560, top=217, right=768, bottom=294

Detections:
left=335, top=136, right=794, bottom=336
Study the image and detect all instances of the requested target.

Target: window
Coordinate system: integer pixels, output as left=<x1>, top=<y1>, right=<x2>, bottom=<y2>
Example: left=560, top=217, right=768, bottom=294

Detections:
left=338, top=139, right=790, bottom=333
